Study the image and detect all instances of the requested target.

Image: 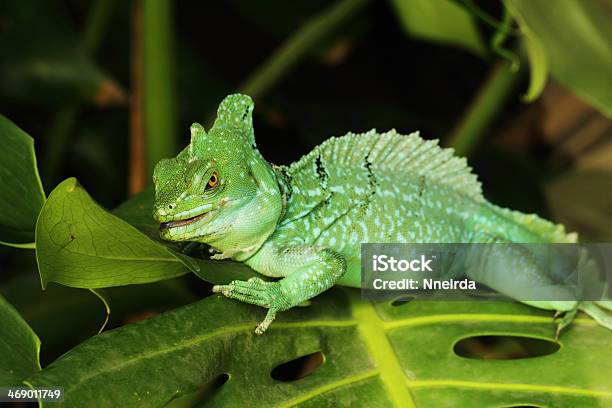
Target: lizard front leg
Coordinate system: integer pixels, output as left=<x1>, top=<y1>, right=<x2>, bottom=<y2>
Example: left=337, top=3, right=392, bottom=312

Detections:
left=212, top=246, right=347, bottom=334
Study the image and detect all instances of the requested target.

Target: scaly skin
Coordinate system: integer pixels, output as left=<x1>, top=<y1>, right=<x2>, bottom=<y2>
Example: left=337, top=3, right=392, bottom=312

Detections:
left=153, top=94, right=612, bottom=335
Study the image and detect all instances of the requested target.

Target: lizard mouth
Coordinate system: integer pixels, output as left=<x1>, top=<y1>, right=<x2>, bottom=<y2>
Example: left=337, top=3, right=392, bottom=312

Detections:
left=159, top=210, right=211, bottom=231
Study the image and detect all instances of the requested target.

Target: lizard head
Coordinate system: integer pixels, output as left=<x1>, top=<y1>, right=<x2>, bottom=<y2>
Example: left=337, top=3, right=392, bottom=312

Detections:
left=152, top=94, right=283, bottom=260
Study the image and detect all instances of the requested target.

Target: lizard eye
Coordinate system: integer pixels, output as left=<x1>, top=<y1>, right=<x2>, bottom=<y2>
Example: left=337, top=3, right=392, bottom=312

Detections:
left=205, top=172, right=219, bottom=191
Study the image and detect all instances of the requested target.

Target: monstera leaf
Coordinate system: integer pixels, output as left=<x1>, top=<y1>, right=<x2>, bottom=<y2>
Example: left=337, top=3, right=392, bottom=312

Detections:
left=27, top=289, right=612, bottom=407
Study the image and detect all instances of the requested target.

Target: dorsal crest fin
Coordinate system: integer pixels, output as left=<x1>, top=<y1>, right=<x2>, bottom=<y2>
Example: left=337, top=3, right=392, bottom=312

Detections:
left=290, top=129, right=483, bottom=201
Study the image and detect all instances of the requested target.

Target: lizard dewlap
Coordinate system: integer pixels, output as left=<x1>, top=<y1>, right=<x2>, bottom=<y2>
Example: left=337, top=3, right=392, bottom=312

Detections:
left=152, top=93, right=612, bottom=335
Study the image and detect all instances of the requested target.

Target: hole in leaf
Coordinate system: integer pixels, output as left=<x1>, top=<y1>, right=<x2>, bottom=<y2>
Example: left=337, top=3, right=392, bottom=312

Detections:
left=271, top=351, right=324, bottom=381
left=465, top=291, right=500, bottom=300
left=168, top=373, right=229, bottom=407
left=206, top=373, right=230, bottom=390
left=454, top=335, right=560, bottom=360
left=501, top=405, right=542, bottom=408
left=391, top=296, right=414, bottom=306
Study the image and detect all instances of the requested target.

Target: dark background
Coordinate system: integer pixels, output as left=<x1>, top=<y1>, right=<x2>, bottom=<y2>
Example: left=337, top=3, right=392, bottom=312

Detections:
left=1, top=0, right=611, bottom=365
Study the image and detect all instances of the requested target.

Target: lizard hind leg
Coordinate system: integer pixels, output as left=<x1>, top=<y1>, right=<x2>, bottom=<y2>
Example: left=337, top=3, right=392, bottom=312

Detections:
left=255, top=309, right=277, bottom=335
left=553, top=306, right=578, bottom=339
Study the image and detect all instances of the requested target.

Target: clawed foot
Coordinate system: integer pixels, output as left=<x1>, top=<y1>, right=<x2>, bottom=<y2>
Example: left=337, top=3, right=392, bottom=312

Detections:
left=554, top=308, right=577, bottom=339
left=213, top=278, right=287, bottom=335
left=210, top=252, right=230, bottom=260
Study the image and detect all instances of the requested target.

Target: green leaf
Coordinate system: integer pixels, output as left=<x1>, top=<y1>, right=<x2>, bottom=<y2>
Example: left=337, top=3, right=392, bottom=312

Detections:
left=1, top=274, right=199, bottom=363
left=35, top=178, right=189, bottom=289
left=1, top=277, right=103, bottom=356
left=0, top=115, right=45, bottom=247
left=113, top=185, right=264, bottom=284
left=190, top=258, right=271, bottom=284
left=27, top=290, right=612, bottom=407
left=36, top=178, right=261, bottom=289
left=389, top=0, right=487, bottom=57
left=504, top=0, right=549, bottom=102
left=113, top=187, right=160, bottom=241
left=519, top=33, right=548, bottom=102
left=0, top=294, right=41, bottom=386
left=505, top=0, right=612, bottom=116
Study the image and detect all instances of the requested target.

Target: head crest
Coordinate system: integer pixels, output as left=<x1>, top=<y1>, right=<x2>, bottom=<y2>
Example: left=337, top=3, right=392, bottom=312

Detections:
left=189, top=122, right=206, bottom=159
left=186, top=94, right=257, bottom=162
left=212, top=93, right=255, bottom=145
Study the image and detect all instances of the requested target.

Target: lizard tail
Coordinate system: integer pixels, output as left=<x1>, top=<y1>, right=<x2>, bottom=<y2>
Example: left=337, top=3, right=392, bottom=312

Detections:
left=579, top=301, right=612, bottom=330
left=576, top=249, right=612, bottom=330
left=497, top=208, right=578, bottom=243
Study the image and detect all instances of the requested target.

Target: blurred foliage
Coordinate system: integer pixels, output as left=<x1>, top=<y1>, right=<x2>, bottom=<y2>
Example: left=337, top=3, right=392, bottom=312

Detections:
left=506, top=0, right=612, bottom=115
left=390, top=0, right=486, bottom=57
left=0, top=116, right=45, bottom=246
left=1, top=0, right=612, bottom=406
left=0, top=294, right=40, bottom=386
left=504, top=2, right=547, bottom=103
left=0, top=1, right=121, bottom=106
left=546, top=171, right=612, bottom=242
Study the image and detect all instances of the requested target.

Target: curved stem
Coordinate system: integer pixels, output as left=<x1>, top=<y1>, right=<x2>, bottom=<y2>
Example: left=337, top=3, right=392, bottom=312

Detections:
left=240, top=0, right=372, bottom=98
left=446, top=52, right=526, bottom=157
left=459, top=0, right=521, bottom=36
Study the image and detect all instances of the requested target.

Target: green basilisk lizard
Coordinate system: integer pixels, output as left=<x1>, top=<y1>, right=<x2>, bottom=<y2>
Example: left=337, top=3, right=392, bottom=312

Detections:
left=152, top=94, right=612, bottom=335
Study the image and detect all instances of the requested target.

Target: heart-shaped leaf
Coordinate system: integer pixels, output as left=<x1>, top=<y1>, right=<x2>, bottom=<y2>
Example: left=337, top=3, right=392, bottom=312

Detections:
left=27, top=290, right=612, bottom=406
left=35, top=178, right=190, bottom=288
left=113, top=187, right=160, bottom=241
left=113, top=186, right=268, bottom=283
left=0, top=294, right=41, bottom=386
left=35, top=178, right=261, bottom=289
left=112, top=184, right=265, bottom=283
left=0, top=115, right=45, bottom=248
